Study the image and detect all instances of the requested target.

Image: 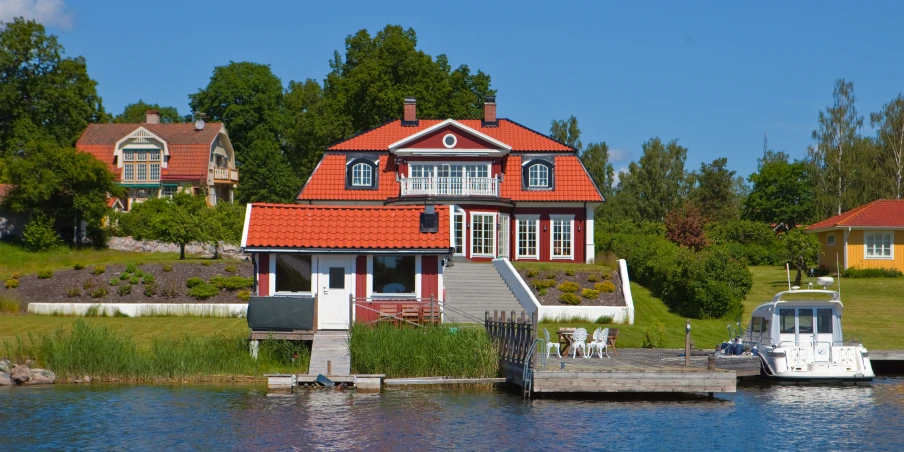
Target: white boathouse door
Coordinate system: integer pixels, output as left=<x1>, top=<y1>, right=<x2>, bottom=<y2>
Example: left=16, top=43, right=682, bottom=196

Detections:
left=318, top=257, right=353, bottom=330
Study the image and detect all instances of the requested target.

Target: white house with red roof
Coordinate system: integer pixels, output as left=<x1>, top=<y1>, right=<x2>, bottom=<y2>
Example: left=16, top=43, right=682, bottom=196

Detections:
left=806, top=199, right=904, bottom=272
left=76, top=111, right=238, bottom=211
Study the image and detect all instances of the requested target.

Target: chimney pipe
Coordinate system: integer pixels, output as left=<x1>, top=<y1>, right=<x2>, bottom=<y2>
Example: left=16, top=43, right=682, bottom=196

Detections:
left=145, top=110, right=160, bottom=124
left=402, top=97, right=418, bottom=126
left=483, top=96, right=497, bottom=127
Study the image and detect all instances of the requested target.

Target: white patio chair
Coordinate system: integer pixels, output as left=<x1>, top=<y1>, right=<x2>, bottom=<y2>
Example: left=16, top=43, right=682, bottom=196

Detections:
left=590, top=327, right=610, bottom=358
left=571, top=328, right=589, bottom=358
left=543, top=328, right=561, bottom=358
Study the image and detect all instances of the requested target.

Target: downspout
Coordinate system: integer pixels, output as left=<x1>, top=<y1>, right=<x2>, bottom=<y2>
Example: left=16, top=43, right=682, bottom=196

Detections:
left=843, top=227, right=851, bottom=270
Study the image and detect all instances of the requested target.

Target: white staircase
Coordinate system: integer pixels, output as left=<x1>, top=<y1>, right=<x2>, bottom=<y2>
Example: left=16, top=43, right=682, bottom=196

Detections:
left=442, top=260, right=524, bottom=324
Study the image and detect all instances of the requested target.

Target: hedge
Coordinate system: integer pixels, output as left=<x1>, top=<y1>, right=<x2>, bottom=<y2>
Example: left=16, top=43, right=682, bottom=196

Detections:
left=841, top=267, right=903, bottom=278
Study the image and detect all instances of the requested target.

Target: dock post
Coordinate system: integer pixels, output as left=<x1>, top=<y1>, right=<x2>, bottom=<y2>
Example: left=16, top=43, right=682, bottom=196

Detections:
left=249, top=340, right=259, bottom=359
left=327, top=360, right=332, bottom=376
left=685, top=320, right=691, bottom=367
left=707, top=355, right=716, bottom=370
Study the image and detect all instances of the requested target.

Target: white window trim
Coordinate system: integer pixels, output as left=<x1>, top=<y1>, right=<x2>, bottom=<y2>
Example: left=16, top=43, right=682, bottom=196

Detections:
left=442, top=133, right=458, bottom=148
left=351, top=162, right=373, bottom=186
left=528, top=164, right=549, bottom=188
left=408, top=161, right=492, bottom=178
left=270, top=253, right=316, bottom=296
left=550, top=215, right=575, bottom=260
left=826, top=232, right=836, bottom=247
left=450, top=205, right=466, bottom=256
left=515, top=215, right=540, bottom=260
left=470, top=211, right=496, bottom=258
left=864, top=230, right=894, bottom=260
left=368, top=255, right=419, bottom=299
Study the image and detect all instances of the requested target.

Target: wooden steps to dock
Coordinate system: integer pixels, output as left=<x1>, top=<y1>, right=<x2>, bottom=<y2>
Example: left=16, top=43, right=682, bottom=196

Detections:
left=308, top=331, right=350, bottom=376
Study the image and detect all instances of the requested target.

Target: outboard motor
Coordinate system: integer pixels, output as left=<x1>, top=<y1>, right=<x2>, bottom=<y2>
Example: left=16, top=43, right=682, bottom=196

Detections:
left=733, top=338, right=744, bottom=355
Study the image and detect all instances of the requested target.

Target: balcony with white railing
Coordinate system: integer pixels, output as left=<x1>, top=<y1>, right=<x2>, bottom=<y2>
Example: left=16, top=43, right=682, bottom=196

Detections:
left=212, top=167, right=239, bottom=183
left=400, top=176, right=500, bottom=197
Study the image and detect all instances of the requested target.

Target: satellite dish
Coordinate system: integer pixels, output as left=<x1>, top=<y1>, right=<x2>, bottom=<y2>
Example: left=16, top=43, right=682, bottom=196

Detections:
left=817, top=276, right=834, bottom=289
left=194, top=119, right=205, bottom=131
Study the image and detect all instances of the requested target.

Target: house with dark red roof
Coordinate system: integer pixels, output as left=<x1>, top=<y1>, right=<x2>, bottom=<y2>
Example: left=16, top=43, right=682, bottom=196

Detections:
left=76, top=111, right=238, bottom=211
left=805, top=199, right=904, bottom=271
left=240, top=97, right=604, bottom=331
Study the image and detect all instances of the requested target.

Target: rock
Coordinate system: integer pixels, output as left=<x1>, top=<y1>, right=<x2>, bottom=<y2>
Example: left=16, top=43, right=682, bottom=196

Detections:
left=10, top=364, right=30, bottom=385
left=0, top=372, right=12, bottom=386
left=25, top=368, right=55, bottom=385
left=0, top=359, right=10, bottom=373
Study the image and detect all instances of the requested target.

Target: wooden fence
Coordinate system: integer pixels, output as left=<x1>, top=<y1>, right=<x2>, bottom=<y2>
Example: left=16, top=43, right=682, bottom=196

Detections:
left=350, top=295, right=441, bottom=327
left=484, top=310, right=538, bottom=368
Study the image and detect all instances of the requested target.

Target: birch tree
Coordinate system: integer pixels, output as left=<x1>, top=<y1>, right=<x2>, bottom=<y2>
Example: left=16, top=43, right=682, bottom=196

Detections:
left=810, top=79, right=863, bottom=216
left=871, top=95, right=904, bottom=199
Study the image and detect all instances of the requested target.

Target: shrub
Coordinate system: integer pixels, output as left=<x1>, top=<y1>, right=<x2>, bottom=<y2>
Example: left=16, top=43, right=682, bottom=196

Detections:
left=223, top=276, right=253, bottom=290
left=134, top=269, right=145, bottom=278
left=559, top=293, right=581, bottom=305
left=92, top=265, right=106, bottom=275
left=581, top=289, right=600, bottom=299
left=526, top=269, right=540, bottom=278
left=109, top=278, right=120, bottom=287
left=37, top=270, right=53, bottom=279
left=5, top=279, right=19, bottom=289
left=66, top=286, right=82, bottom=298
left=143, top=281, right=157, bottom=297
left=186, top=277, right=204, bottom=288
left=118, top=284, right=132, bottom=296
left=201, top=261, right=211, bottom=266
left=594, top=315, right=614, bottom=324
left=224, top=264, right=237, bottom=273
left=10, top=272, right=20, bottom=280
left=119, top=273, right=130, bottom=281
left=90, top=287, right=108, bottom=299
left=82, top=279, right=96, bottom=291
left=538, top=288, right=548, bottom=296
left=665, top=203, right=708, bottom=251
left=841, top=267, right=904, bottom=278
left=142, top=273, right=156, bottom=284
left=22, top=214, right=62, bottom=251
left=595, top=281, right=616, bottom=293
left=161, top=283, right=180, bottom=298
left=557, top=281, right=580, bottom=293
left=587, top=274, right=599, bottom=282
left=531, top=279, right=557, bottom=290
left=642, top=322, right=667, bottom=348
left=188, top=283, right=219, bottom=300
left=565, top=269, right=575, bottom=276
left=236, top=290, right=251, bottom=302
left=129, top=276, right=139, bottom=285
left=162, top=264, right=173, bottom=272
left=73, top=263, right=85, bottom=270
left=545, top=273, right=557, bottom=280
left=125, top=263, right=137, bottom=274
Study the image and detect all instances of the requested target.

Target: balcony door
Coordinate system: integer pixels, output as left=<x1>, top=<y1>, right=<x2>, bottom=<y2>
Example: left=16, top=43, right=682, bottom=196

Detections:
left=409, top=162, right=491, bottom=196
left=471, top=213, right=496, bottom=258
left=498, top=213, right=510, bottom=258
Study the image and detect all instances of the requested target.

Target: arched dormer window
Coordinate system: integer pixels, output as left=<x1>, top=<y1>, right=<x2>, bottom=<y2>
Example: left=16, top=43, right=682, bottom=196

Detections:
left=522, top=159, right=554, bottom=189
left=346, top=158, right=378, bottom=189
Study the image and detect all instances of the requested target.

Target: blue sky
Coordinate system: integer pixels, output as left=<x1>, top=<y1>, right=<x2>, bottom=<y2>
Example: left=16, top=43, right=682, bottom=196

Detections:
left=5, top=0, right=904, bottom=180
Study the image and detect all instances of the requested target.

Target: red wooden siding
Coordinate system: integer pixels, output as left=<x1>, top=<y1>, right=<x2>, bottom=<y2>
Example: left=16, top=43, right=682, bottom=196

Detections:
left=257, top=253, right=270, bottom=296
left=406, top=125, right=498, bottom=149
left=355, top=255, right=367, bottom=299
left=421, top=256, right=438, bottom=300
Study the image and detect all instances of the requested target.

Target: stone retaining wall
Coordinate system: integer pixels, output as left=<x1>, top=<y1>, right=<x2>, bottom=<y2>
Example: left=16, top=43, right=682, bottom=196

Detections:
left=108, top=236, right=247, bottom=260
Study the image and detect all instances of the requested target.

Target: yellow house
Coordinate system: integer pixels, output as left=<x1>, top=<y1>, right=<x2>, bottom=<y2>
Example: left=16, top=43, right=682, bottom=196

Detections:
left=805, top=199, right=904, bottom=272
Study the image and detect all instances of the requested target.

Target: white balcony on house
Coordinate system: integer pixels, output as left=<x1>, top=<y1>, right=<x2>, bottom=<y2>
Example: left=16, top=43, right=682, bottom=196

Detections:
left=213, top=167, right=239, bottom=183
left=400, top=176, right=500, bottom=197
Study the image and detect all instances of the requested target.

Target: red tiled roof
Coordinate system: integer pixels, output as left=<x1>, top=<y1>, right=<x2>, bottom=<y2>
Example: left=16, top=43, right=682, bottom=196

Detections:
left=297, top=154, right=400, bottom=201
left=502, top=155, right=603, bottom=202
left=0, top=184, right=12, bottom=199
left=76, top=123, right=225, bottom=180
left=243, top=204, right=451, bottom=250
left=329, top=119, right=572, bottom=152
left=806, top=199, right=904, bottom=230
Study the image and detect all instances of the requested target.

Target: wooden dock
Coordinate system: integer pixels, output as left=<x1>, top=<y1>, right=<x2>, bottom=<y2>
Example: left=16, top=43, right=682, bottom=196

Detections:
left=308, top=331, right=350, bottom=376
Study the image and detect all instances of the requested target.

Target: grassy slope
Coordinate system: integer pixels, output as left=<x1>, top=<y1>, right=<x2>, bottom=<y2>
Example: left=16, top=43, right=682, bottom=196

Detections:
left=0, top=243, right=205, bottom=280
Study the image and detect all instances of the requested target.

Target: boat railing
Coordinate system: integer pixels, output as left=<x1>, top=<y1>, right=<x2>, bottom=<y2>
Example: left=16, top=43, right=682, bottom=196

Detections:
left=773, top=340, right=860, bottom=348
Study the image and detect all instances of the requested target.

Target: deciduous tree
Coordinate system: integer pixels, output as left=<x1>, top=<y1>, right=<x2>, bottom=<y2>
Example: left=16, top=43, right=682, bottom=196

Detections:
left=616, top=138, right=690, bottom=222
left=690, top=157, right=739, bottom=223
left=743, top=151, right=813, bottom=228
left=810, top=79, right=864, bottom=216
left=871, top=94, right=904, bottom=199
left=140, top=194, right=207, bottom=260
left=114, top=100, right=185, bottom=124
left=783, top=228, right=822, bottom=286
left=665, top=203, right=708, bottom=251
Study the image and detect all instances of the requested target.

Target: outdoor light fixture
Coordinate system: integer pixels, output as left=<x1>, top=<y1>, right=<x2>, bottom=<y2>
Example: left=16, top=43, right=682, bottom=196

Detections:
left=686, top=320, right=691, bottom=334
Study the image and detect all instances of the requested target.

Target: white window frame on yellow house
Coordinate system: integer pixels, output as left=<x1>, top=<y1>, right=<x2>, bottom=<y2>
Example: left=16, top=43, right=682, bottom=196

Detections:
left=864, top=231, right=893, bottom=260
left=826, top=232, right=835, bottom=246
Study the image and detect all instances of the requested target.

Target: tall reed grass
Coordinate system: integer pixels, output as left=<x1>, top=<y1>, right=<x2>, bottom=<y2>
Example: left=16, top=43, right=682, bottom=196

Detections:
left=0, top=294, right=20, bottom=314
left=348, top=323, right=498, bottom=378
left=3, top=319, right=310, bottom=380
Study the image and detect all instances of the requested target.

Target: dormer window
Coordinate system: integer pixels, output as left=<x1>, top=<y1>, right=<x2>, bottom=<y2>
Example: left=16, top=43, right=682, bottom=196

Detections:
left=346, top=158, right=378, bottom=189
left=522, top=159, right=554, bottom=189
left=122, top=149, right=161, bottom=182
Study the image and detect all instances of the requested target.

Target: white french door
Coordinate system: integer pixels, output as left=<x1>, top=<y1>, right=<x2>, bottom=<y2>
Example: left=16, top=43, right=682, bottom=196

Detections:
left=470, top=213, right=496, bottom=257
left=498, top=213, right=510, bottom=258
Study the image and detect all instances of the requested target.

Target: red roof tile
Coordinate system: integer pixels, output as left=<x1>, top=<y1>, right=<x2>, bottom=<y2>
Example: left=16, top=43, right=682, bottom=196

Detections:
left=501, top=155, right=603, bottom=202
left=806, top=200, right=904, bottom=230
left=76, top=123, right=226, bottom=180
left=243, top=204, right=451, bottom=250
left=0, top=184, right=12, bottom=199
left=297, top=154, right=400, bottom=201
left=329, top=119, right=572, bottom=152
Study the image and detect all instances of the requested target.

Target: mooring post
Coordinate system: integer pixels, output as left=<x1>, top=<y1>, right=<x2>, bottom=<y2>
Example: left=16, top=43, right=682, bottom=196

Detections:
left=707, top=355, right=716, bottom=370
left=327, top=360, right=332, bottom=376
left=685, top=320, right=691, bottom=367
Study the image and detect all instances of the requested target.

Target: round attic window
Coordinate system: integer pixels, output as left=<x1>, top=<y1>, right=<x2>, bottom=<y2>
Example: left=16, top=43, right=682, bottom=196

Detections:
left=443, top=133, right=457, bottom=148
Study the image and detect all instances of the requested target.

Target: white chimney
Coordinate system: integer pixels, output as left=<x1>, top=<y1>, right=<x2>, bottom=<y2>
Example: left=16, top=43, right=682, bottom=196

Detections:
left=145, top=110, right=160, bottom=124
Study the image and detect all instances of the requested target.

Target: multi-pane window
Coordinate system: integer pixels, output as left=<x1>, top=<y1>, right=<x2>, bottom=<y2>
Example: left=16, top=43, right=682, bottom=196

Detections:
left=471, top=214, right=495, bottom=256
left=352, top=162, right=372, bottom=186
left=865, top=232, right=893, bottom=259
left=528, top=164, right=549, bottom=187
left=162, top=186, right=179, bottom=198
left=550, top=216, right=573, bottom=259
left=452, top=208, right=465, bottom=254
left=516, top=216, right=539, bottom=259
left=122, top=150, right=161, bottom=182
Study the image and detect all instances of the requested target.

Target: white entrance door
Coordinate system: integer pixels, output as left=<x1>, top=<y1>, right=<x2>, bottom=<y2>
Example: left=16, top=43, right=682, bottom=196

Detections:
left=814, top=308, right=834, bottom=362
left=498, top=213, right=510, bottom=258
left=318, top=257, right=353, bottom=330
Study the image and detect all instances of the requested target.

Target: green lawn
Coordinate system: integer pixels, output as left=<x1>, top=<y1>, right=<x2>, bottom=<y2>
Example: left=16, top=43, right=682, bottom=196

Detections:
left=0, top=242, right=209, bottom=280
left=0, top=316, right=248, bottom=349
left=512, top=261, right=613, bottom=273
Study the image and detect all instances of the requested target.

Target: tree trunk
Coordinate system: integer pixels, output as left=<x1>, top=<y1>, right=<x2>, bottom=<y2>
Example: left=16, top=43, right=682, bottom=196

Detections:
left=180, top=244, right=186, bottom=260
left=794, top=268, right=803, bottom=286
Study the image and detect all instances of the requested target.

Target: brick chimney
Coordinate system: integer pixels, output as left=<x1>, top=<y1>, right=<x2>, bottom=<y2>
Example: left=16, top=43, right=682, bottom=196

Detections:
left=145, top=110, right=160, bottom=124
left=402, top=97, right=418, bottom=126
left=482, top=96, right=497, bottom=127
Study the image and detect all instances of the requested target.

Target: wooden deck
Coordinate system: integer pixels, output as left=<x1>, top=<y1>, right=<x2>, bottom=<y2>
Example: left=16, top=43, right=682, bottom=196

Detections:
left=308, top=331, right=350, bottom=376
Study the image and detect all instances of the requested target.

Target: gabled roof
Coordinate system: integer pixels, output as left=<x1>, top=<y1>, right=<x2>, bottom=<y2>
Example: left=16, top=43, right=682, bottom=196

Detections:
left=387, top=119, right=513, bottom=151
left=502, top=155, right=604, bottom=202
left=297, top=154, right=400, bottom=201
left=242, top=204, right=451, bottom=250
left=329, top=119, right=572, bottom=152
left=806, top=199, right=904, bottom=230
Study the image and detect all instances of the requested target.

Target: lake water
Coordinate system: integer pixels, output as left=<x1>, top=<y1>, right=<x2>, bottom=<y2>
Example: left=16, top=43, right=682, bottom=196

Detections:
left=2, top=378, right=904, bottom=451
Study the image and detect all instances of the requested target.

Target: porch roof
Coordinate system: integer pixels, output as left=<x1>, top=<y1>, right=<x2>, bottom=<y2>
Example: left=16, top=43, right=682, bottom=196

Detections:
left=241, top=203, right=451, bottom=251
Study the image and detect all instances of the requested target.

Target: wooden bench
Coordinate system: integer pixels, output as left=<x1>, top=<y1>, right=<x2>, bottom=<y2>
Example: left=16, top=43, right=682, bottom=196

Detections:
left=378, top=304, right=399, bottom=326
left=607, top=328, right=619, bottom=357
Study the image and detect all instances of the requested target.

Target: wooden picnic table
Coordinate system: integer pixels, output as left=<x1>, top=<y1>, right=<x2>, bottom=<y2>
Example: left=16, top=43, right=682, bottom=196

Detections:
left=557, top=328, right=589, bottom=357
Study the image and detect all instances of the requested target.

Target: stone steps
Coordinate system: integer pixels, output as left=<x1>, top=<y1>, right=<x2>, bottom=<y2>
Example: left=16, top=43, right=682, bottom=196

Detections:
left=443, top=261, right=523, bottom=324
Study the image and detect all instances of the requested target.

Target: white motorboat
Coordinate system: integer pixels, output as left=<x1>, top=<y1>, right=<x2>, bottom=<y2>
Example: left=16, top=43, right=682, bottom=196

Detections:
left=740, top=289, right=873, bottom=384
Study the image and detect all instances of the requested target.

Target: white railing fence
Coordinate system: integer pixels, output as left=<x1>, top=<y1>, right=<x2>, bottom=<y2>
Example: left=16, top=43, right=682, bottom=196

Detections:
left=400, top=176, right=499, bottom=197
